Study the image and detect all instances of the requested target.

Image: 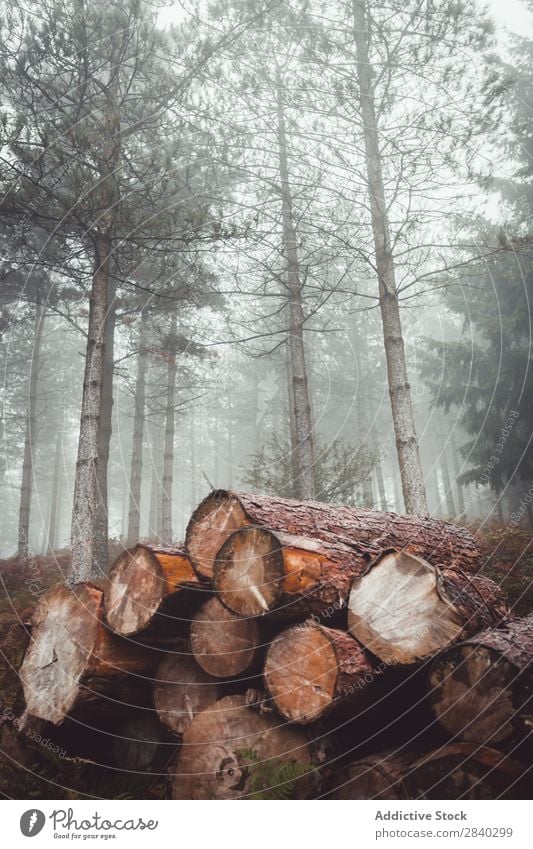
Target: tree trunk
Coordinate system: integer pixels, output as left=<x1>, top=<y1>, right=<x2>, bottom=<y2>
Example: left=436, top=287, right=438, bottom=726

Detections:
left=186, top=489, right=484, bottom=583
left=46, top=427, right=63, bottom=553
left=190, top=596, right=260, bottom=678
left=161, top=314, right=177, bottom=545
left=69, top=233, right=111, bottom=584
left=441, top=450, right=457, bottom=518
left=20, top=583, right=157, bottom=725
left=348, top=549, right=508, bottom=665
left=104, top=543, right=204, bottom=637
left=264, top=620, right=376, bottom=724
left=351, top=0, right=427, bottom=517
left=18, top=303, right=46, bottom=557
left=275, top=66, right=316, bottom=500
left=127, top=310, right=148, bottom=545
left=405, top=743, right=529, bottom=799
left=153, top=649, right=221, bottom=736
left=171, top=694, right=314, bottom=799
left=375, top=462, right=388, bottom=511
left=450, top=433, right=466, bottom=515
left=148, top=415, right=163, bottom=540
left=428, top=614, right=533, bottom=747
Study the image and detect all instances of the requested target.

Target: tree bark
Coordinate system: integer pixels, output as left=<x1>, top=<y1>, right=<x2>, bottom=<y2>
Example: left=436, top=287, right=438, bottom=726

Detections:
left=428, top=614, right=533, bottom=747
left=348, top=549, right=508, bottom=665
left=405, top=743, right=529, bottom=799
left=93, top=281, right=116, bottom=575
left=20, top=583, right=157, bottom=725
left=104, top=543, right=204, bottom=637
left=171, top=694, right=313, bottom=799
left=190, top=596, right=261, bottom=678
left=161, top=314, right=177, bottom=545
left=46, top=426, right=63, bottom=553
left=127, top=310, right=148, bottom=545
left=153, top=649, right=222, bottom=736
left=69, top=233, right=112, bottom=584
left=17, top=303, right=46, bottom=557
left=264, top=620, right=376, bottom=723
left=186, top=489, right=484, bottom=582
left=275, top=66, right=316, bottom=500
left=351, top=0, right=427, bottom=516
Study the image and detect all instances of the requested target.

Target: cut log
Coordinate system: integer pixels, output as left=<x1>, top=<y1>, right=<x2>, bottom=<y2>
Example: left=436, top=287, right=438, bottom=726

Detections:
left=327, top=749, right=415, bottom=799
left=428, top=614, right=533, bottom=746
left=20, top=583, right=157, bottom=725
left=405, top=743, right=530, bottom=799
left=153, top=651, right=222, bottom=736
left=171, top=694, right=314, bottom=799
left=186, top=489, right=483, bottom=580
left=111, top=713, right=178, bottom=773
left=189, top=596, right=260, bottom=678
left=264, top=620, right=377, bottom=724
left=104, top=543, right=206, bottom=637
left=347, top=549, right=507, bottom=665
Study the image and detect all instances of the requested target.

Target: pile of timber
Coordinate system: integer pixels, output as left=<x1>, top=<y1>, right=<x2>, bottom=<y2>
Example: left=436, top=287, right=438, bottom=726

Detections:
left=4, top=490, right=531, bottom=799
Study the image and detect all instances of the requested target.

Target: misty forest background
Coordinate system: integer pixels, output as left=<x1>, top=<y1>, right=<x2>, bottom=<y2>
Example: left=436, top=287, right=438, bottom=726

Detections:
left=0, top=0, right=532, bottom=591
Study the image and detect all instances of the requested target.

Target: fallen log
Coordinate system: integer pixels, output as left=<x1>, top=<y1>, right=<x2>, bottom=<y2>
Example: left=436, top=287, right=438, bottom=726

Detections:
left=171, top=694, right=314, bottom=799
left=405, top=743, right=529, bottom=799
left=153, top=650, right=221, bottom=736
left=263, top=620, right=377, bottom=724
left=20, top=583, right=157, bottom=725
left=104, top=543, right=207, bottom=638
left=326, top=749, right=415, bottom=799
left=186, top=489, right=483, bottom=581
left=428, top=614, right=533, bottom=747
left=347, top=549, right=507, bottom=665
left=189, top=596, right=261, bottom=678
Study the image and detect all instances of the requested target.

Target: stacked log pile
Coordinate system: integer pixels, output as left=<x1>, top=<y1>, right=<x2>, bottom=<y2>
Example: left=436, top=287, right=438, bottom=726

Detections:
left=2, top=490, right=531, bottom=799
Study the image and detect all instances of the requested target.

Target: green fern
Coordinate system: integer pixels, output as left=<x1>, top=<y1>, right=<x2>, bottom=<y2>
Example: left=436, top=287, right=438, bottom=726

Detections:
left=235, top=748, right=313, bottom=800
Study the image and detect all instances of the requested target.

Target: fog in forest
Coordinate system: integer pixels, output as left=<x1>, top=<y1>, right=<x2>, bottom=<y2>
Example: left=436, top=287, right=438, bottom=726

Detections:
left=0, top=0, right=532, bottom=579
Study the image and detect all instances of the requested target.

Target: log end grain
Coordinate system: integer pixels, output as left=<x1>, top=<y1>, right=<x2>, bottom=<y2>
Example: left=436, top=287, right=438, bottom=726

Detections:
left=153, top=652, right=221, bottom=736
left=186, top=490, right=248, bottom=579
left=171, top=694, right=313, bottom=799
left=190, top=596, right=260, bottom=678
left=214, top=527, right=285, bottom=616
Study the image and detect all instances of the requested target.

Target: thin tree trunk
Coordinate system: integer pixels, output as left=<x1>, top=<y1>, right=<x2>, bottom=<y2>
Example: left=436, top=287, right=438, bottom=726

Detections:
left=352, top=321, right=374, bottom=507
left=47, top=427, right=62, bottom=553
left=450, top=433, right=466, bottom=515
left=127, top=310, right=148, bottom=545
left=161, top=314, right=177, bottom=545
left=17, top=304, right=46, bottom=558
left=69, top=232, right=111, bottom=584
left=190, top=419, right=197, bottom=506
left=375, top=461, right=388, bottom=511
left=441, top=449, right=456, bottom=518
left=94, top=283, right=116, bottom=574
left=285, top=342, right=299, bottom=498
left=351, top=0, right=427, bottom=516
left=275, top=66, right=316, bottom=500
left=148, top=415, right=162, bottom=541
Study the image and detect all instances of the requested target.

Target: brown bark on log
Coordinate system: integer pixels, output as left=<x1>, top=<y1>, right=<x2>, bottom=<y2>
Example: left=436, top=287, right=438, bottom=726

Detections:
left=327, top=749, right=415, bottom=799
left=405, top=743, right=530, bottom=799
left=264, top=620, right=377, bottom=724
left=186, top=489, right=483, bottom=581
left=190, top=596, right=260, bottom=678
left=104, top=543, right=206, bottom=637
left=20, top=583, right=157, bottom=725
left=428, top=614, right=533, bottom=747
left=171, top=694, right=313, bottom=799
left=153, top=650, right=222, bottom=736
left=348, top=549, right=507, bottom=665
